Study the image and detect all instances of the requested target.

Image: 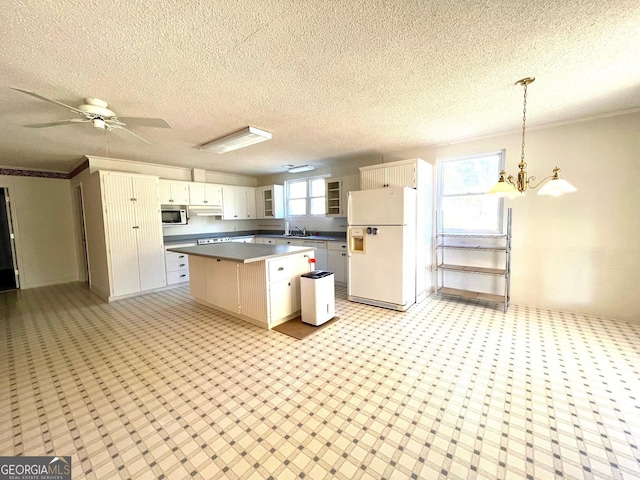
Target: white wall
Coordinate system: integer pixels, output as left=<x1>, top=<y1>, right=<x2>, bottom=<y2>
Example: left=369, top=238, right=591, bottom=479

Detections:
left=162, top=216, right=265, bottom=237
left=385, top=111, right=640, bottom=323
left=0, top=175, right=79, bottom=288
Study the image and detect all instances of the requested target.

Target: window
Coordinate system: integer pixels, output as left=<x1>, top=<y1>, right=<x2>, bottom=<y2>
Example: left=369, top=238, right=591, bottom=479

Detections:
left=438, top=151, right=505, bottom=233
left=286, top=177, right=326, bottom=216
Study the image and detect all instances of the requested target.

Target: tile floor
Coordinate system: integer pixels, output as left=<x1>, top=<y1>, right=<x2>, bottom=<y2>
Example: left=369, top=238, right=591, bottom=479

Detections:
left=1, top=282, right=639, bottom=479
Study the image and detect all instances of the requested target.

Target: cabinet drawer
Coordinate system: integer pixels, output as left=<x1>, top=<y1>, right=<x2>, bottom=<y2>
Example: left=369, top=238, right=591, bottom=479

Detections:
left=167, top=270, right=190, bottom=284
left=165, top=251, right=189, bottom=262
left=166, top=258, right=189, bottom=272
left=303, top=241, right=326, bottom=249
left=328, top=242, right=347, bottom=251
left=276, top=238, right=305, bottom=246
left=268, top=257, right=296, bottom=282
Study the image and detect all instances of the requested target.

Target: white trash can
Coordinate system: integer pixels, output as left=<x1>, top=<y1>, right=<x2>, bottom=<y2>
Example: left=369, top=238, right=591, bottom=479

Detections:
left=300, top=270, right=335, bottom=326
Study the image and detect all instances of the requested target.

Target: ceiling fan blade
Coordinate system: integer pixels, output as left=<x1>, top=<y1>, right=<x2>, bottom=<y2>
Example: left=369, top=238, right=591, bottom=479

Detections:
left=115, top=117, right=172, bottom=128
left=11, top=87, right=86, bottom=114
left=25, top=119, right=90, bottom=128
left=108, top=125, right=151, bottom=144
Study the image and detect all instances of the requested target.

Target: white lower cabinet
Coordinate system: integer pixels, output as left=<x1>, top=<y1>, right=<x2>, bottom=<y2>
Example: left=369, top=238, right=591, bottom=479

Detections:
left=303, top=241, right=327, bottom=270
left=267, top=255, right=307, bottom=323
left=204, top=258, right=240, bottom=313
left=254, top=236, right=276, bottom=244
left=327, top=241, right=348, bottom=285
left=276, top=238, right=305, bottom=246
left=188, top=255, right=206, bottom=300
left=188, top=251, right=311, bottom=328
left=165, top=243, right=193, bottom=285
left=269, top=279, right=297, bottom=321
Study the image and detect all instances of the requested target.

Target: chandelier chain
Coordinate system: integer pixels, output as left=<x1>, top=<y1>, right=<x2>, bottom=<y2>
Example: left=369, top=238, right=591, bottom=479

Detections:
left=521, top=81, right=528, bottom=164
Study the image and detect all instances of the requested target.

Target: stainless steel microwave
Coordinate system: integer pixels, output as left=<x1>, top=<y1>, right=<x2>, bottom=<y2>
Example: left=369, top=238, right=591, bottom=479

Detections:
left=161, top=209, right=187, bottom=225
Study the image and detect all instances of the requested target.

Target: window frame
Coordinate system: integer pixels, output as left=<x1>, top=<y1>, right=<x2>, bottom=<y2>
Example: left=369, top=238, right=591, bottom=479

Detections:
left=285, top=175, right=329, bottom=218
left=437, top=150, right=505, bottom=234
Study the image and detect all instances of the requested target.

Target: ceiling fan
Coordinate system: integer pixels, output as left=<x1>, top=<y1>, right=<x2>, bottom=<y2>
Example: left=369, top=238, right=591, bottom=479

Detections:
left=10, top=87, right=172, bottom=144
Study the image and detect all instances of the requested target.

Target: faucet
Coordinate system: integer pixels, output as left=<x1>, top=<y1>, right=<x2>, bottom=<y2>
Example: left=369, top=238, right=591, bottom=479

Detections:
left=294, top=225, right=306, bottom=236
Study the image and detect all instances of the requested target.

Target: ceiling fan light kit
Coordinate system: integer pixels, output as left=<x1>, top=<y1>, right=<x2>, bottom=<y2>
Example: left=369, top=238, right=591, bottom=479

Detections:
left=487, top=77, right=577, bottom=198
left=200, top=126, right=272, bottom=154
left=10, top=87, right=171, bottom=144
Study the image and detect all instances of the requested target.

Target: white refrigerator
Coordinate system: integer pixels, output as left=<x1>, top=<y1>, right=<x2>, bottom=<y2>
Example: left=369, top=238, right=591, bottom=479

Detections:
left=347, top=187, right=417, bottom=311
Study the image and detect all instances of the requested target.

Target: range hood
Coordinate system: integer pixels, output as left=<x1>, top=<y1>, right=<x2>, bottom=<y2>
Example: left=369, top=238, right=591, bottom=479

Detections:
left=188, top=205, right=223, bottom=217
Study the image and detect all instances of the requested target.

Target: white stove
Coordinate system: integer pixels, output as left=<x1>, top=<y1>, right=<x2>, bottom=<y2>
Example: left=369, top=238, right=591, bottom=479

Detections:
left=197, top=237, right=231, bottom=245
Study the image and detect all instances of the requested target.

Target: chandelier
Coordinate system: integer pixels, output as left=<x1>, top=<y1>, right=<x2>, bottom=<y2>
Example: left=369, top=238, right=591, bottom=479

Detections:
left=488, top=77, right=576, bottom=197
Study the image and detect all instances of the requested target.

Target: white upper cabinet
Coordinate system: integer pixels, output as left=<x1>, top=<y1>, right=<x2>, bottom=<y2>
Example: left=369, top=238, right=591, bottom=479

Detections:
left=102, top=172, right=159, bottom=206
left=244, top=187, right=257, bottom=219
left=223, top=186, right=256, bottom=220
left=159, top=180, right=190, bottom=205
left=189, top=183, right=223, bottom=206
left=256, top=185, right=284, bottom=219
left=325, top=175, right=359, bottom=217
left=360, top=160, right=417, bottom=190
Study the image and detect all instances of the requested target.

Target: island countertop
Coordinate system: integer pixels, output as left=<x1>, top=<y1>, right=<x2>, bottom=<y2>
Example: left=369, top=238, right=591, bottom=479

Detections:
left=167, top=243, right=315, bottom=264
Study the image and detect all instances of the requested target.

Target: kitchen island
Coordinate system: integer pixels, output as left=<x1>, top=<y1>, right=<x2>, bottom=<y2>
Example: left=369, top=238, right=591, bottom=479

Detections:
left=167, top=243, right=316, bottom=329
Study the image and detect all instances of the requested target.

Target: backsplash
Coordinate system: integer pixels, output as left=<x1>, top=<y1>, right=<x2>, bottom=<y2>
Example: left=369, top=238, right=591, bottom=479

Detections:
left=162, top=215, right=348, bottom=236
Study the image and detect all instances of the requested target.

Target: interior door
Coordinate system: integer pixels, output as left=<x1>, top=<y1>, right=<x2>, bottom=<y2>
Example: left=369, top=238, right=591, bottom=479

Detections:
left=0, top=188, right=19, bottom=291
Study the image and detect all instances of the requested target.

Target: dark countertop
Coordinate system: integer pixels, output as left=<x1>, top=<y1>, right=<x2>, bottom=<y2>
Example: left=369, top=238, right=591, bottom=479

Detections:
left=167, top=243, right=315, bottom=263
left=163, top=230, right=346, bottom=244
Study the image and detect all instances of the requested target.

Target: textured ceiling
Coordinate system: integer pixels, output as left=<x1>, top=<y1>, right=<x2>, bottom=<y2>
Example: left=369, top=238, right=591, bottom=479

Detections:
left=1, top=0, right=639, bottom=176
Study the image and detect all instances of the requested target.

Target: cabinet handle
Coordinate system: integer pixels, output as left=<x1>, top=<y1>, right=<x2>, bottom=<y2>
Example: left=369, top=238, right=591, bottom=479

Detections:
left=342, top=253, right=346, bottom=256
left=278, top=267, right=284, bottom=271
left=180, top=274, right=186, bottom=278
left=204, top=200, right=208, bottom=204
left=179, top=264, right=186, bottom=267
left=178, top=255, right=185, bottom=258
left=132, top=226, right=139, bottom=229
left=130, top=197, right=136, bottom=202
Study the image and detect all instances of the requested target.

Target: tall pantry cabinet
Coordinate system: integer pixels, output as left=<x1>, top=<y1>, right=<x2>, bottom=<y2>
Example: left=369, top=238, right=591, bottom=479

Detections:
left=83, top=171, right=166, bottom=301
